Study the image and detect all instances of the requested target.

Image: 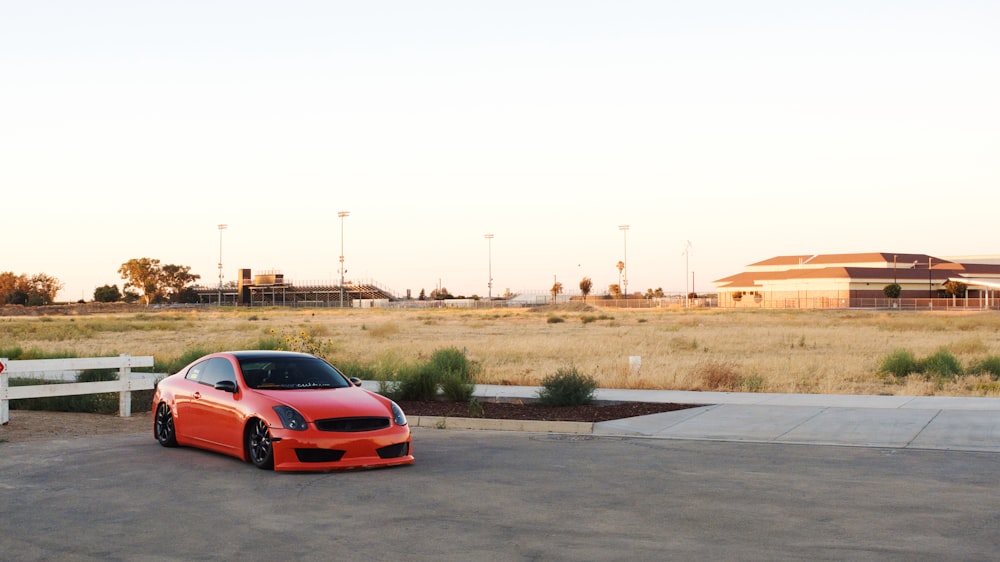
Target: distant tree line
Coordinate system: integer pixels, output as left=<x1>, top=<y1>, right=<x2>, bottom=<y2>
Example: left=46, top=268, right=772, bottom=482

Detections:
left=0, top=272, right=63, bottom=306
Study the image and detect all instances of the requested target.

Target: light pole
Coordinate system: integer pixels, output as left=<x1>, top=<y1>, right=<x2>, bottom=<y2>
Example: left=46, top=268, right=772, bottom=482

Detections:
left=217, top=224, right=227, bottom=305
left=484, top=234, right=494, bottom=300
left=619, top=225, right=629, bottom=298
left=683, top=240, right=693, bottom=306
left=338, top=211, right=349, bottom=308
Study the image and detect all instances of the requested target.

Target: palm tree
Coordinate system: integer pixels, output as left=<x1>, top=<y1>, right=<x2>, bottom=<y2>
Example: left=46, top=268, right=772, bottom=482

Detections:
left=616, top=261, right=624, bottom=293
left=550, top=281, right=563, bottom=304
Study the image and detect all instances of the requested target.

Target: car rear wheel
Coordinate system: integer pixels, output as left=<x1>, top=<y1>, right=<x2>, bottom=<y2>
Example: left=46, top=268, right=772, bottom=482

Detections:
left=154, top=402, right=178, bottom=447
left=246, top=418, right=275, bottom=470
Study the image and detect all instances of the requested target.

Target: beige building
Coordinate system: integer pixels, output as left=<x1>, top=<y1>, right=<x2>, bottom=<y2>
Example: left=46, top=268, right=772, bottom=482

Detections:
left=712, top=252, right=1000, bottom=309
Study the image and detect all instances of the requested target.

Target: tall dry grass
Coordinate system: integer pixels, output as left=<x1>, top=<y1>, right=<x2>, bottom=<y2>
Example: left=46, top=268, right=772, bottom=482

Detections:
left=3, top=305, right=1000, bottom=397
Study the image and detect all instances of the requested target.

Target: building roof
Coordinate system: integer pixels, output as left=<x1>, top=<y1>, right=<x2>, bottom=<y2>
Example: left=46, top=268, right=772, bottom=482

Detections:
left=714, top=252, right=1000, bottom=291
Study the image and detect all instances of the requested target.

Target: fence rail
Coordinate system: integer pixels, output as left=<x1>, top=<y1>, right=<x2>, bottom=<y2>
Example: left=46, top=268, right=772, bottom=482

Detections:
left=0, top=355, right=158, bottom=425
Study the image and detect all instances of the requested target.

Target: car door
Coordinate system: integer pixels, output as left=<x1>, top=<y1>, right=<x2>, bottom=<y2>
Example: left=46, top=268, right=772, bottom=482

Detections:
left=182, top=357, right=244, bottom=453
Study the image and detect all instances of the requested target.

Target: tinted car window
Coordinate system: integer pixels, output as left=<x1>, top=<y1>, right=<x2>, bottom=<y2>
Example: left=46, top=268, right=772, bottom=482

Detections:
left=185, top=357, right=236, bottom=387
left=238, top=356, right=351, bottom=390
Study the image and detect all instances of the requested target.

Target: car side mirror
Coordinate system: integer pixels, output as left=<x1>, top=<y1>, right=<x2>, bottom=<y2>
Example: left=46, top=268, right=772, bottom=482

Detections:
left=215, top=380, right=238, bottom=393
left=350, top=377, right=363, bottom=387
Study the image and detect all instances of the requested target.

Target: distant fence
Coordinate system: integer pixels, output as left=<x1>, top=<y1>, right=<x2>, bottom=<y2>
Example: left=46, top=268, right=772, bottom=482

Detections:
left=0, top=355, right=159, bottom=425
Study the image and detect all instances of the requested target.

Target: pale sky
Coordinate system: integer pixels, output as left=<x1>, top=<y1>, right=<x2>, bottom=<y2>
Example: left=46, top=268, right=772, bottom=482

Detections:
left=3, top=1, right=998, bottom=302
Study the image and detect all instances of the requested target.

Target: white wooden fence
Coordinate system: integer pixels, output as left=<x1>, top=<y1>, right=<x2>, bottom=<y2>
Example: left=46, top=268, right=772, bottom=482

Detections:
left=0, top=355, right=159, bottom=425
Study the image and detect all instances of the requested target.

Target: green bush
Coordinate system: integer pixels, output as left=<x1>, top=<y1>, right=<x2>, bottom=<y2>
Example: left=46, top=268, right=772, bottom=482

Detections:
left=878, top=349, right=919, bottom=378
left=968, top=355, right=1000, bottom=380
left=155, top=348, right=216, bottom=375
left=919, top=349, right=962, bottom=379
left=429, top=347, right=473, bottom=381
left=333, top=359, right=377, bottom=381
left=439, top=369, right=474, bottom=402
left=394, top=364, right=439, bottom=401
left=536, top=367, right=597, bottom=407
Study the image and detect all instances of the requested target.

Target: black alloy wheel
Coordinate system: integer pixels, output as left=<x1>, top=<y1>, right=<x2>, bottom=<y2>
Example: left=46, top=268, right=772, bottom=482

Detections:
left=246, top=418, right=275, bottom=470
left=154, top=402, right=178, bottom=447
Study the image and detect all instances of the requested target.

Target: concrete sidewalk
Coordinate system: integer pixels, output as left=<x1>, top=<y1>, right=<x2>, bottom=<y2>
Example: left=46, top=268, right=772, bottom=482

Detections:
left=472, top=384, right=1000, bottom=453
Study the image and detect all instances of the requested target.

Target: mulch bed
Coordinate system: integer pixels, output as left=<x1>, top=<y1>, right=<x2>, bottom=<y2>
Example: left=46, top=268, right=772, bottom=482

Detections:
left=396, top=400, right=702, bottom=423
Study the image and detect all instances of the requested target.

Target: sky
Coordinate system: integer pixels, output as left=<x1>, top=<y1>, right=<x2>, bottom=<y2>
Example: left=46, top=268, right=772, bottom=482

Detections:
left=2, top=1, right=998, bottom=302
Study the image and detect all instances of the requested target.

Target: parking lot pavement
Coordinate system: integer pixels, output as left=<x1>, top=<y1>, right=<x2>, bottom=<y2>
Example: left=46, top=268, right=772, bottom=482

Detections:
left=2, top=429, right=999, bottom=560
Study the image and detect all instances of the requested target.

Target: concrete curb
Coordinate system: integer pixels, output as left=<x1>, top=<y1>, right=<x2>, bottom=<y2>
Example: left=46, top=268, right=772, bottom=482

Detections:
left=411, top=415, right=594, bottom=434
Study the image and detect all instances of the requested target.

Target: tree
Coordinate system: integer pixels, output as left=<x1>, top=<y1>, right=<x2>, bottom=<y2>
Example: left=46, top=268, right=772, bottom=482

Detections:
left=118, top=258, right=200, bottom=305
left=28, top=273, right=63, bottom=305
left=883, top=283, right=902, bottom=299
left=616, top=261, right=624, bottom=289
left=119, top=258, right=163, bottom=304
left=608, top=284, right=622, bottom=299
left=160, top=264, right=200, bottom=303
left=0, top=271, right=62, bottom=306
left=550, top=281, right=563, bottom=304
left=579, top=277, right=592, bottom=300
left=430, top=287, right=453, bottom=300
left=418, top=289, right=426, bottom=301
left=94, top=285, right=123, bottom=303
left=0, top=272, right=23, bottom=303
left=944, top=280, right=967, bottom=299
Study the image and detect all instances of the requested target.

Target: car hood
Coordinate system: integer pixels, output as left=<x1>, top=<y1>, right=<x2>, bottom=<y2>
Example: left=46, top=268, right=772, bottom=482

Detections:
left=255, top=386, right=392, bottom=420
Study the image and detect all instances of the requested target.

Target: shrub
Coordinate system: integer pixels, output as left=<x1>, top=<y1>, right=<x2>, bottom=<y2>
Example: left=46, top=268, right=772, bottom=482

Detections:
left=391, top=364, right=439, bottom=401
left=429, top=347, right=473, bottom=382
left=536, top=367, right=597, bottom=407
left=878, top=349, right=919, bottom=378
left=739, top=375, right=766, bottom=393
left=547, top=316, right=565, bottom=324
left=968, top=355, right=1000, bottom=380
left=919, top=349, right=962, bottom=379
left=333, top=359, right=377, bottom=381
left=439, top=369, right=474, bottom=402
left=695, top=361, right=741, bottom=390
left=156, top=348, right=215, bottom=375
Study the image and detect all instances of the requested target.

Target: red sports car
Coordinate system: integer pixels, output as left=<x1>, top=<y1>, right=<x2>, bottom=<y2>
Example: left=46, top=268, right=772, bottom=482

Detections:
left=152, top=350, right=413, bottom=471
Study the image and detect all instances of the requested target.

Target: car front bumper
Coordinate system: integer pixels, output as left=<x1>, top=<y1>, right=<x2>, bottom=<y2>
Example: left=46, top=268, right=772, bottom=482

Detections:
left=270, top=425, right=414, bottom=472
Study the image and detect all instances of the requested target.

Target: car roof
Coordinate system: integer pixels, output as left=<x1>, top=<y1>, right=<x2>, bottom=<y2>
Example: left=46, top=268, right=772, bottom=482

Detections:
left=226, top=350, right=316, bottom=360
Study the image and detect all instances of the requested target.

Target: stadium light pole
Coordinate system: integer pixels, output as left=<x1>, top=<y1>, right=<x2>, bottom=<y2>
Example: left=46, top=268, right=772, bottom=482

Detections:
left=484, top=234, right=494, bottom=300
left=683, top=240, right=693, bottom=307
left=217, top=224, right=227, bottom=306
left=619, top=225, right=629, bottom=298
left=339, top=211, right=350, bottom=308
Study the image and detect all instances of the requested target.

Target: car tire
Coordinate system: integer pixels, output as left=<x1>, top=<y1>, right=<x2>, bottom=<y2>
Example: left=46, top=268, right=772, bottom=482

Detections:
left=154, top=402, right=178, bottom=448
left=246, top=418, right=275, bottom=470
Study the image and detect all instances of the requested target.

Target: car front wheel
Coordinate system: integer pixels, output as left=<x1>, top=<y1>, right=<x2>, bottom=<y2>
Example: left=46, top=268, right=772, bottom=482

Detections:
left=246, top=418, right=275, bottom=470
left=154, top=402, right=178, bottom=447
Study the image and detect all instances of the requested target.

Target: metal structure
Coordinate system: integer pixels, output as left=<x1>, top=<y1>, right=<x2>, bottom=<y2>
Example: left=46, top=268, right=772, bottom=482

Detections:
left=484, top=233, right=494, bottom=300
left=338, top=211, right=349, bottom=307
left=217, top=224, right=227, bottom=305
left=619, top=224, right=629, bottom=297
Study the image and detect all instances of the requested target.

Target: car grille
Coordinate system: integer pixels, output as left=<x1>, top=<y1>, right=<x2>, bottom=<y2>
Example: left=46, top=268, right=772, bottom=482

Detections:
left=295, top=449, right=346, bottom=463
left=376, top=443, right=409, bottom=459
left=315, top=417, right=390, bottom=432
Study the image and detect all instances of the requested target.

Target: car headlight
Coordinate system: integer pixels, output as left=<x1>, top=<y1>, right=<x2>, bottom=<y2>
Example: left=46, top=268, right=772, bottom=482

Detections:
left=390, top=401, right=407, bottom=426
left=272, top=406, right=309, bottom=431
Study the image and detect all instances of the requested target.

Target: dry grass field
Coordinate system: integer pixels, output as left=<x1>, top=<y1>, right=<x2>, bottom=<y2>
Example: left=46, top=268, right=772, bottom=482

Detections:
left=3, top=303, right=1000, bottom=397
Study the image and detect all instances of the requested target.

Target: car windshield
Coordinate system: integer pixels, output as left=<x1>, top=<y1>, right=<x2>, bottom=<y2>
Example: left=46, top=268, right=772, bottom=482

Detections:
left=238, top=356, right=352, bottom=390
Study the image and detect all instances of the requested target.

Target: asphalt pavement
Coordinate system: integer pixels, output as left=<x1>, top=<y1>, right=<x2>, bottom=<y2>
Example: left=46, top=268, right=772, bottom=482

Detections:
left=470, top=384, right=1000, bottom=453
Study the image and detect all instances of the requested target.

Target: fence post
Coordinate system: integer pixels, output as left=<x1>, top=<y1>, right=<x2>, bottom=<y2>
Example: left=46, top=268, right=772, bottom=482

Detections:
left=1, top=358, right=8, bottom=425
left=119, top=354, right=132, bottom=418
